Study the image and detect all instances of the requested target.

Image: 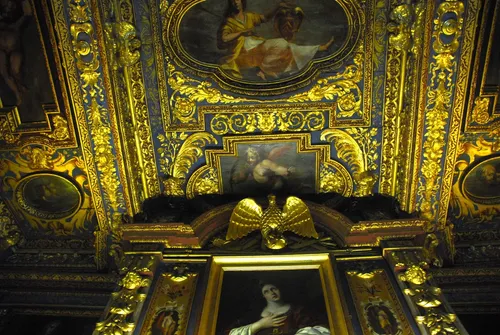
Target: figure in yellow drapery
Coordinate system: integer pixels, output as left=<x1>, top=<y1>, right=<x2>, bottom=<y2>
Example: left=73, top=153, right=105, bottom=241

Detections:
left=218, top=0, right=334, bottom=80
left=218, top=0, right=268, bottom=79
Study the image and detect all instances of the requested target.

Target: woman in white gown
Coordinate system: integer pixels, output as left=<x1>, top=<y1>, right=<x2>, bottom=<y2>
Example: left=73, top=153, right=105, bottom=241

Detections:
left=226, top=282, right=330, bottom=335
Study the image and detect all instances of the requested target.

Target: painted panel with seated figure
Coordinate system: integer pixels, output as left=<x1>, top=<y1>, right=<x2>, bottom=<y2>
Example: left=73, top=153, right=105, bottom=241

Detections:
left=163, top=0, right=362, bottom=94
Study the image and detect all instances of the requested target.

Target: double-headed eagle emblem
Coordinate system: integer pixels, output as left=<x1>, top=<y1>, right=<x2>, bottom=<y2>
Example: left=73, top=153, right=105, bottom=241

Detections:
left=226, top=195, right=318, bottom=250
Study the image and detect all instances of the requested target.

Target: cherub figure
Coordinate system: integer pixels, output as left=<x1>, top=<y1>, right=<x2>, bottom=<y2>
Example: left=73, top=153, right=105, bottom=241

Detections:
left=230, top=145, right=296, bottom=193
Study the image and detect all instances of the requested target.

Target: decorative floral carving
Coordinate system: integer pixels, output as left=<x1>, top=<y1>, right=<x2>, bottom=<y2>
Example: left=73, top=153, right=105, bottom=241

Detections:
left=321, top=128, right=380, bottom=196
left=157, top=132, right=217, bottom=196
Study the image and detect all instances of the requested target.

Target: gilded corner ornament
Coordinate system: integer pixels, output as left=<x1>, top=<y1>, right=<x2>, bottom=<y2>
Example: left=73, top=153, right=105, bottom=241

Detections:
left=158, top=132, right=217, bottom=196
left=321, top=128, right=380, bottom=196
left=471, top=97, right=491, bottom=125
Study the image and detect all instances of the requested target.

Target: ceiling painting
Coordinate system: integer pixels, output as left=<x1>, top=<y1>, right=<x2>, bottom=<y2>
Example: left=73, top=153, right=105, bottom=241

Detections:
left=185, top=133, right=354, bottom=198
left=462, top=157, right=500, bottom=205
left=163, top=0, right=361, bottom=91
left=14, top=173, right=83, bottom=220
left=0, top=0, right=77, bottom=149
left=139, top=0, right=373, bottom=138
left=0, top=0, right=498, bottom=273
left=0, top=145, right=95, bottom=238
left=450, top=134, right=500, bottom=227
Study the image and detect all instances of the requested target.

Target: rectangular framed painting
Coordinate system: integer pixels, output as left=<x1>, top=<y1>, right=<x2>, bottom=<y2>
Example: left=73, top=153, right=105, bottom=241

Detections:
left=198, top=254, right=349, bottom=335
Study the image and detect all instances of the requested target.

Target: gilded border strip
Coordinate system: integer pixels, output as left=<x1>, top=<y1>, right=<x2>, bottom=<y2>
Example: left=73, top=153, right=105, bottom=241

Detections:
left=408, top=1, right=435, bottom=213
left=91, top=0, right=133, bottom=215
left=52, top=0, right=108, bottom=238
left=437, top=0, right=481, bottom=227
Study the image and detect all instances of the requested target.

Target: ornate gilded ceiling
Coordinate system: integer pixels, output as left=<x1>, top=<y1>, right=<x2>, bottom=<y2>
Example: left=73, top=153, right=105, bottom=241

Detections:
left=0, top=0, right=499, bottom=269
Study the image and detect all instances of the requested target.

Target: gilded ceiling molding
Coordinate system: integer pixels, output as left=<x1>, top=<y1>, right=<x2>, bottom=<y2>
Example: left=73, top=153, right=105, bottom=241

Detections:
left=90, top=0, right=134, bottom=216
left=199, top=103, right=335, bottom=134
left=102, top=0, right=161, bottom=213
left=66, top=0, right=123, bottom=214
left=52, top=0, right=108, bottom=261
left=407, top=0, right=436, bottom=213
left=465, top=0, right=500, bottom=132
left=380, top=1, right=414, bottom=197
left=437, top=0, right=482, bottom=227
left=321, top=128, right=380, bottom=196
left=416, top=0, right=466, bottom=224
left=158, top=132, right=217, bottom=196
left=163, top=51, right=368, bottom=131
left=393, top=1, right=426, bottom=212
left=60, top=0, right=133, bottom=267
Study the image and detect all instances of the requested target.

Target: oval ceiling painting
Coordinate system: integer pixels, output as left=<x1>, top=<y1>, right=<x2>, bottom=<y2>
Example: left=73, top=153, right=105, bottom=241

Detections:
left=14, top=173, right=83, bottom=220
left=462, top=157, right=500, bottom=205
left=164, top=0, right=361, bottom=94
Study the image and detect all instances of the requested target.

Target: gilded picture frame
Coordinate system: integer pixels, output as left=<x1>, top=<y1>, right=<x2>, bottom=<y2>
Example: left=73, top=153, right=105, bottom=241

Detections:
left=198, top=254, right=349, bottom=335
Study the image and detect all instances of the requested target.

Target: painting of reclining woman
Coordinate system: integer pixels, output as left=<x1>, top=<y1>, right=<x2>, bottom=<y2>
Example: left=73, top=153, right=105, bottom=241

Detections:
left=178, top=0, right=348, bottom=82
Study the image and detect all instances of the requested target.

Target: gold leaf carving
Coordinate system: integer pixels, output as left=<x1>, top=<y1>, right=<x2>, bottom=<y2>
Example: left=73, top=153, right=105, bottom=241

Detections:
left=321, top=128, right=380, bottom=196
left=286, top=48, right=364, bottom=118
left=321, top=129, right=364, bottom=174
left=95, top=271, right=150, bottom=334
left=158, top=132, right=217, bottom=196
left=320, top=163, right=346, bottom=194
left=471, top=97, right=491, bottom=125
left=193, top=167, right=219, bottom=196
left=168, top=69, right=258, bottom=124
left=48, top=115, right=70, bottom=141
left=398, top=264, right=460, bottom=334
left=210, top=110, right=326, bottom=135
left=417, top=0, right=464, bottom=222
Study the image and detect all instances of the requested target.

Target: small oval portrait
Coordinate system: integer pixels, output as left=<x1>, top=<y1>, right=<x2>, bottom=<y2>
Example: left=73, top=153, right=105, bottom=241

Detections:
left=15, top=173, right=83, bottom=219
left=463, top=157, right=500, bottom=204
left=165, top=0, right=359, bottom=92
left=365, top=303, right=400, bottom=335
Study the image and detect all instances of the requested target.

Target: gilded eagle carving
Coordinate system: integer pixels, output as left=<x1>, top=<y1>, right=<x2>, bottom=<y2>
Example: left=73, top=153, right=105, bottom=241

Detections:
left=226, top=195, right=318, bottom=250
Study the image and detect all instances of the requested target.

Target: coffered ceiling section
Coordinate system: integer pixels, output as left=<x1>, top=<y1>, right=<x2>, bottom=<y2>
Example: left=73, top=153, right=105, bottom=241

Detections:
left=0, top=0, right=499, bottom=268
